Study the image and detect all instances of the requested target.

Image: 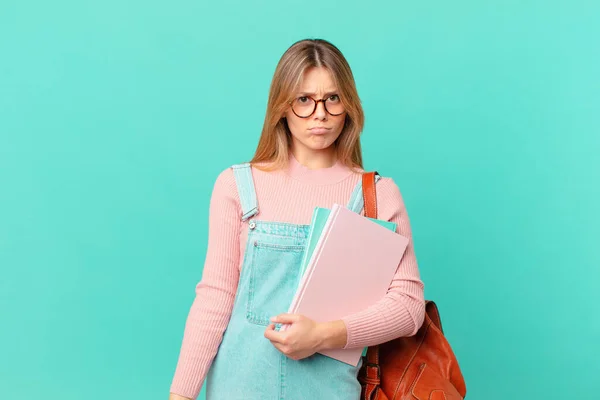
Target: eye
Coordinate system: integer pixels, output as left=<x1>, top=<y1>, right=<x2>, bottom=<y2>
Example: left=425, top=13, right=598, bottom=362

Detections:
left=297, top=96, right=310, bottom=103
left=328, top=94, right=340, bottom=102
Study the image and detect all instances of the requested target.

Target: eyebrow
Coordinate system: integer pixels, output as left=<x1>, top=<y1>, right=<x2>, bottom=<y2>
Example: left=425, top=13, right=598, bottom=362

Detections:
left=297, top=90, right=338, bottom=97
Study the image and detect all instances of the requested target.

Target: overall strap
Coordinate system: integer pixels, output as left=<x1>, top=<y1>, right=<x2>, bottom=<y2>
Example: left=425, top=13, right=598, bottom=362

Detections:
left=346, top=171, right=381, bottom=215
left=231, top=162, right=259, bottom=221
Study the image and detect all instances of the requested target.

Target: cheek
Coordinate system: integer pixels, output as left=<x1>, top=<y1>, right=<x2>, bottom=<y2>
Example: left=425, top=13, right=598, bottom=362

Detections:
left=285, top=114, right=306, bottom=134
left=332, top=115, right=346, bottom=133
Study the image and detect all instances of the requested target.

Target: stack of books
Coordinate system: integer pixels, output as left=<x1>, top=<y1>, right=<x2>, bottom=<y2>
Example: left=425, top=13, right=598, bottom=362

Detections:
left=281, top=203, right=410, bottom=366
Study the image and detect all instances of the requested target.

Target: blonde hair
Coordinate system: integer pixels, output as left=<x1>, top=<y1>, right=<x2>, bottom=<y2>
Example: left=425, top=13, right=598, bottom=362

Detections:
left=250, top=39, right=365, bottom=172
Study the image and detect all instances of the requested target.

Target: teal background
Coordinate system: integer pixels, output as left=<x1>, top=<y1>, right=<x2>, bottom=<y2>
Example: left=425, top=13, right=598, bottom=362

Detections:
left=1, top=0, right=598, bottom=399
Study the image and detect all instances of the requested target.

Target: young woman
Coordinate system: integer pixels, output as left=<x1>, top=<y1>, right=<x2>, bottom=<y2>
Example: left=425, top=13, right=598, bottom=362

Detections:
left=169, top=38, right=425, bottom=400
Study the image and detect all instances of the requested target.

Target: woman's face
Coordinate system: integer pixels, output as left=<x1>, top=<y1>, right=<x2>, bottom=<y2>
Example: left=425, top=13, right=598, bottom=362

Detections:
left=284, top=67, right=346, bottom=153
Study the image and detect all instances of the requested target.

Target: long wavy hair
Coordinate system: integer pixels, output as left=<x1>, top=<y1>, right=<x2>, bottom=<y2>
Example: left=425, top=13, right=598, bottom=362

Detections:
left=250, top=39, right=365, bottom=172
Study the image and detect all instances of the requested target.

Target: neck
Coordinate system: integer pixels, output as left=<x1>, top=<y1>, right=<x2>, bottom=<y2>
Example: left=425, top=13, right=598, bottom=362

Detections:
left=285, top=146, right=354, bottom=185
left=289, top=146, right=338, bottom=170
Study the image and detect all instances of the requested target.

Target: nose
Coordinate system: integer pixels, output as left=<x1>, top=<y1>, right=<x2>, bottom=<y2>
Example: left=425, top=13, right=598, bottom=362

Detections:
left=313, top=100, right=327, bottom=120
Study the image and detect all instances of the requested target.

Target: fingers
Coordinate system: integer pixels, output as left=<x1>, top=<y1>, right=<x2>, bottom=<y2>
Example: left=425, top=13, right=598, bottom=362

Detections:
left=264, top=324, right=285, bottom=343
left=270, top=313, right=300, bottom=324
left=264, top=323, right=305, bottom=361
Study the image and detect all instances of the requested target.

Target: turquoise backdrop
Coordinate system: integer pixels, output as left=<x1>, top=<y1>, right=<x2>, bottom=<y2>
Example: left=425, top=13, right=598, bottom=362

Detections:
left=1, top=1, right=598, bottom=399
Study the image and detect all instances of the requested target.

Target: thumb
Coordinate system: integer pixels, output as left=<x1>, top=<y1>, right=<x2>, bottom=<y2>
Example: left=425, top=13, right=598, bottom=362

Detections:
left=270, top=313, right=299, bottom=324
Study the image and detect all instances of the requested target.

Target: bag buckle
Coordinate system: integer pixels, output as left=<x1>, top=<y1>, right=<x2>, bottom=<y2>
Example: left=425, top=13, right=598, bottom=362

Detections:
left=365, top=362, right=381, bottom=380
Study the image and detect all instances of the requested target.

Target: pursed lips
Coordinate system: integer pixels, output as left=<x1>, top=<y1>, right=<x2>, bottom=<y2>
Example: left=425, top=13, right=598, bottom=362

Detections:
left=309, top=127, right=331, bottom=134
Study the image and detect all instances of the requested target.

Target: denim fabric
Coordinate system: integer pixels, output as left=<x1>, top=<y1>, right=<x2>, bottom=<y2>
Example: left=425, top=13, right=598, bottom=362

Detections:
left=205, top=164, right=379, bottom=400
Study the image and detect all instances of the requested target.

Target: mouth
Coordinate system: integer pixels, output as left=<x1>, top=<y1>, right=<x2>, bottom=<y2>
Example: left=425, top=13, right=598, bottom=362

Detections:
left=309, top=127, right=331, bottom=134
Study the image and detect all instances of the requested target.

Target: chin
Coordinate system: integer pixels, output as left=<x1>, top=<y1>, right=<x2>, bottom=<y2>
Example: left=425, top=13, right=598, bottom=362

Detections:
left=306, top=140, right=335, bottom=151
left=291, top=133, right=340, bottom=152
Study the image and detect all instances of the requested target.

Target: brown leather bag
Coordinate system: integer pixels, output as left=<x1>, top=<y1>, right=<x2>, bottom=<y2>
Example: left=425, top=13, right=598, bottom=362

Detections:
left=357, top=171, right=467, bottom=400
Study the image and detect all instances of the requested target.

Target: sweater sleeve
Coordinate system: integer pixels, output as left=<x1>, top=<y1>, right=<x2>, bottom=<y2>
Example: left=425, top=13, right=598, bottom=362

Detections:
left=169, top=167, right=241, bottom=399
left=341, top=177, right=426, bottom=349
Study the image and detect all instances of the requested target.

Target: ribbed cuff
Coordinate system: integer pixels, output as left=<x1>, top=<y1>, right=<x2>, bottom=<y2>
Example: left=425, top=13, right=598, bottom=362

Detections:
left=169, top=358, right=204, bottom=400
left=341, top=304, right=415, bottom=349
left=169, top=380, right=200, bottom=400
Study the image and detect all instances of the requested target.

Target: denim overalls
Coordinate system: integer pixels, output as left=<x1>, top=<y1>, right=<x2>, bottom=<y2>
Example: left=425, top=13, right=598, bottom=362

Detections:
left=206, top=162, right=380, bottom=400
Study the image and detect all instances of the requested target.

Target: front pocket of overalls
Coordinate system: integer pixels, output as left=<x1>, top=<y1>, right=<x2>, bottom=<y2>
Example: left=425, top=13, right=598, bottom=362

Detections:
left=246, top=241, right=304, bottom=326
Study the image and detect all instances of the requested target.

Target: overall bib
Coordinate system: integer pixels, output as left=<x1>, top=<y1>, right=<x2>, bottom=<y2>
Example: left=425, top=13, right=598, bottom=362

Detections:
left=206, top=163, right=381, bottom=400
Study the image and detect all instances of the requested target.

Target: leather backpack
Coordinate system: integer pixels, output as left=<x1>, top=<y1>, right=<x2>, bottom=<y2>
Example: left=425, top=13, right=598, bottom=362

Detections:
left=357, top=171, right=467, bottom=400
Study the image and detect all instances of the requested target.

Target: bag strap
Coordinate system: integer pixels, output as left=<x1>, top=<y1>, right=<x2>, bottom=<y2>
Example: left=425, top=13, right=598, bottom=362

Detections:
left=426, top=300, right=443, bottom=333
left=361, top=171, right=383, bottom=398
left=362, top=171, right=378, bottom=219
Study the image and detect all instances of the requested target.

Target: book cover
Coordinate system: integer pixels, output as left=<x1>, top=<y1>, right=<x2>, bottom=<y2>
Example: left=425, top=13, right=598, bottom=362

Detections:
left=285, top=204, right=409, bottom=366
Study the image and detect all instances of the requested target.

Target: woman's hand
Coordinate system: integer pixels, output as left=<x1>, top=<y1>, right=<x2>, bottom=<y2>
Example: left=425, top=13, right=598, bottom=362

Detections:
left=264, top=313, right=321, bottom=360
left=264, top=314, right=348, bottom=360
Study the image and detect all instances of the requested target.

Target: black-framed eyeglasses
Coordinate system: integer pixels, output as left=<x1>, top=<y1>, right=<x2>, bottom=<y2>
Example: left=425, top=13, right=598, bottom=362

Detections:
left=288, top=95, right=345, bottom=118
